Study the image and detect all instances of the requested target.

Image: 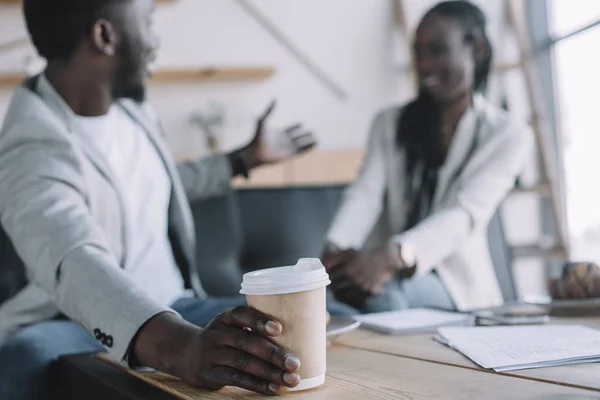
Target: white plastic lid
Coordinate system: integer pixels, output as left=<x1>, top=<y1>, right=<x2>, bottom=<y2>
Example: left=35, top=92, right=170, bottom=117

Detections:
left=240, top=258, right=331, bottom=296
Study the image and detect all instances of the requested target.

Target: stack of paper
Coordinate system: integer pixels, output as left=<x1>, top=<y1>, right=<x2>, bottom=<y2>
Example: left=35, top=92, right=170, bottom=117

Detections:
left=436, top=325, right=600, bottom=372
left=353, top=308, right=473, bottom=335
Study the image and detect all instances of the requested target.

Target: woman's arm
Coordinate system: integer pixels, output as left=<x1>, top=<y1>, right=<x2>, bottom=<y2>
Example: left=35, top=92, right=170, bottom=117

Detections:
left=325, top=110, right=391, bottom=250
left=391, top=120, right=534, bottom=276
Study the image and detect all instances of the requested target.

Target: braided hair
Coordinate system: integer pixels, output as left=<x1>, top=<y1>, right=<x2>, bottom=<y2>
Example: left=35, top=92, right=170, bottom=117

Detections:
left=397, top=0, right=493, bottom=230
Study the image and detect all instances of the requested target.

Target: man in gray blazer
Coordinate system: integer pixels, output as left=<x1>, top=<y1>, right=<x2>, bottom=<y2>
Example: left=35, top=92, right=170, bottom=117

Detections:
left=0, top=0, right=319, bottom=398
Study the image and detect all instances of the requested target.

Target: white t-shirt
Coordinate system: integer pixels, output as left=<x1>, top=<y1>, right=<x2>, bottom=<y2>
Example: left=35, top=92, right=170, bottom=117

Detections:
left=71, top=104, right=187, bottom=307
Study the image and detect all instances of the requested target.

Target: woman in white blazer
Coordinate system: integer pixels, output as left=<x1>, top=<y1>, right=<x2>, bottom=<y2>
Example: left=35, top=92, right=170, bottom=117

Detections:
left=323, top=0, right=533, bottom=313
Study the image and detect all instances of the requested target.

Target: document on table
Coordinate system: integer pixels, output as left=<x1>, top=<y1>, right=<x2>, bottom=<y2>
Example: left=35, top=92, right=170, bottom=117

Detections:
left=354, top=308, right=473, bottom=334
left=436, top=325, right=600, bottom=372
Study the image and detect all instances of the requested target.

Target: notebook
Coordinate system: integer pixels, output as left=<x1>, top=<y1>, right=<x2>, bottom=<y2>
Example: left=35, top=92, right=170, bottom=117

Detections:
left=353, top=308, right=473, bottom=334
left=436, top=325, right=600, bottom=372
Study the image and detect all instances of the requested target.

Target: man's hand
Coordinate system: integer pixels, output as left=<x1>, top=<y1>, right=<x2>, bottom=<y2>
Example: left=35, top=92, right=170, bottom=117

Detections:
left=246, top=100, right=316, bottom=168
left=133, top=307, right=301, bottom=396
left=329, top=247, right=397, bottom=309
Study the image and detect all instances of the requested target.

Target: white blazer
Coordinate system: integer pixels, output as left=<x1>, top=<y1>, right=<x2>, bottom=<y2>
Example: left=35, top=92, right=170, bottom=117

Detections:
left=326, top=95, right=533, bottom=311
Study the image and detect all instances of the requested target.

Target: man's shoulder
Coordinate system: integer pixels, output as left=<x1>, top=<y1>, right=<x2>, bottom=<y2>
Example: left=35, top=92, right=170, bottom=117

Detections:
left=1, top=79, right=73, bottom=146
left=0, top=80, right=85, bottom=180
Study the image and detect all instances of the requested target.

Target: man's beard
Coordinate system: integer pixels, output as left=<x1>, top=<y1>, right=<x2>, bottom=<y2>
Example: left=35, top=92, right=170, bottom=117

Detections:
left=112, top=79, right=147, bottom=103
left=111, top=40, right=148, bottom=103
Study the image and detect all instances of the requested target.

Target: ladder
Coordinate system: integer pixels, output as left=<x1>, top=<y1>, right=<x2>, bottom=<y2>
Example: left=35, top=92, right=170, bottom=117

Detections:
left=503, top=0, right=568, bottom=261
left=393, top=0, right=568, bottom=265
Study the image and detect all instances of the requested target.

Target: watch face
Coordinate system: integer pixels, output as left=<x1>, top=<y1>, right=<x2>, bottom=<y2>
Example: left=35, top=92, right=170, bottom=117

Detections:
left=401, top=243, right=417, bottom=267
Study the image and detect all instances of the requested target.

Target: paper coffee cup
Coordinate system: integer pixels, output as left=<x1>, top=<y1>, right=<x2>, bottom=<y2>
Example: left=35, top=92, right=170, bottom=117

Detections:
left=240, top=258, right=331, bottom=391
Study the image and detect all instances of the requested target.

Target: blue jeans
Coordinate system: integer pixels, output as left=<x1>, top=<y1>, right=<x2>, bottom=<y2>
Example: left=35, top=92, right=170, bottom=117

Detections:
left=363, top=272, right=456, bottom=313
left=0, top=296, right=357, bottom=400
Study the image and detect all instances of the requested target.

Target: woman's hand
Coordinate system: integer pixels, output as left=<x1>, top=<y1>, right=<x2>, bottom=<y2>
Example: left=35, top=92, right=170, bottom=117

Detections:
left=328, top=247, right=397, bottom=309
left=321, top=246, right=358, bottom=272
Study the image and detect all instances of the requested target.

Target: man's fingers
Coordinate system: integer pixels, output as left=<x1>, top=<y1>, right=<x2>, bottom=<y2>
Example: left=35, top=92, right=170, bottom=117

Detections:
left=284, top=123, right=302, bottom=133
left=218, top=328, right=300, bottom=373
left=214, top=348, right=300, bottom=389
left=291, top=132, right=316, bottom=153
left=221, top=306, right=282, bottom=337
left=259, top=100, right=277, bottom=124
left=209, top=365, right=281, bottom=396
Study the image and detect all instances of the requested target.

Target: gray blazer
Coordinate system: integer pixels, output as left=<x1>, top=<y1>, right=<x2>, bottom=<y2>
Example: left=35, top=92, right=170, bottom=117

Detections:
left=0, top=75, right=232, bottom=361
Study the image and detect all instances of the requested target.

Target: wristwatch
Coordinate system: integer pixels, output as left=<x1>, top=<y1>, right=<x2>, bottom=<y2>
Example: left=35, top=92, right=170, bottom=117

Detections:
left=228, top=147, right=252, bottom=179
left=387, top=240, right=417, bottom=276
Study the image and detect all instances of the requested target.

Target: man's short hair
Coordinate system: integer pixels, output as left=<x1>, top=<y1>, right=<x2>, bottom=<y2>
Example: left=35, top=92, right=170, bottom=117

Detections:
left=23, top=0, right=122, bottom=61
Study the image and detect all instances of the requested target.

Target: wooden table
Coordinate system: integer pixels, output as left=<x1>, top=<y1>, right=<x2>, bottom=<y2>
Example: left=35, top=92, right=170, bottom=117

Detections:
left=333, top=317, right=600, bottom=395
left=58, top=317, right=600, bottom=399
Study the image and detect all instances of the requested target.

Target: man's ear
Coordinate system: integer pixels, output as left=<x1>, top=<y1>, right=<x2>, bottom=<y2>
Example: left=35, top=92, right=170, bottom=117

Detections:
left=91, top=19, right=118, bottom=56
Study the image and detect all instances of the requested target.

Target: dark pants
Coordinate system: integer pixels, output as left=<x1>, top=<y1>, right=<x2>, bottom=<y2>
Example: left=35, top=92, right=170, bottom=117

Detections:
left=0, top=296, right=357, bottom=400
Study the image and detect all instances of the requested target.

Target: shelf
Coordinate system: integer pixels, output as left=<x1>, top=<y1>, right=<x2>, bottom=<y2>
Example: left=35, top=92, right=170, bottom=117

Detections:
left=234, top=149, right=365, bottom=188
left=0, top=72, right=24, bottom=86
left=510, top=183, right=552, bottom=196
left=0, top=37, right=28, bottom=54
left=510, top=243, right=566, bottom=260
left=176, top=149, right=366, bottom=188
left=0, top=67, right=275, bottom=86
left=150, top=67, right=275, bottom=82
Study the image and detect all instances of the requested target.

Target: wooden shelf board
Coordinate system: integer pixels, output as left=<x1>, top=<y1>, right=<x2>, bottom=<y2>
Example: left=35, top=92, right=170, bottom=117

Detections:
left=0, top=73, right=24, bottom=86
left=510, top=243, right=567, bottom=259
left=0, top=37, right=29, bottom=54
left=0, top=67, right=275, bottom=86
left=234, top=149, right=365, bottom=188
left=150, top=67, right=275, bottom=82
left=176, top=149, right=365, bottom=188
left=511, top=182, right=552, bottom=196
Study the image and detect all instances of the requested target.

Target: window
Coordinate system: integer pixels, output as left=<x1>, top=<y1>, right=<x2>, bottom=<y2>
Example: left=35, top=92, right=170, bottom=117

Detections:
left=551, top=0, right=600, bottom=36
left=551, top=1, right=600, bottom=250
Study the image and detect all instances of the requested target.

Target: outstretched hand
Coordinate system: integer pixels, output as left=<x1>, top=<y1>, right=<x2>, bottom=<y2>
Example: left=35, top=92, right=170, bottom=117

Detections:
left=246, top=100, right=316, bottom=168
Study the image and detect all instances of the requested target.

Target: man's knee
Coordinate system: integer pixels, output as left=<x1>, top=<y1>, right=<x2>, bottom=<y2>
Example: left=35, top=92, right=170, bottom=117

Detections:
left=0, top=321, right=101, bottom=400
left=0, top=325, right=60, bottom=399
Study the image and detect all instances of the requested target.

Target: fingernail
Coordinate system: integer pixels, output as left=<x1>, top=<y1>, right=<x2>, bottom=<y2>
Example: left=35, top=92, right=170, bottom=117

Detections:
left=285, top=355, right=301, bottom=371
left=268, top=383, right=281, bottom=393
left=284, top=373, right=300, bottom=386
left=265, top=321, right=282, bottom=336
